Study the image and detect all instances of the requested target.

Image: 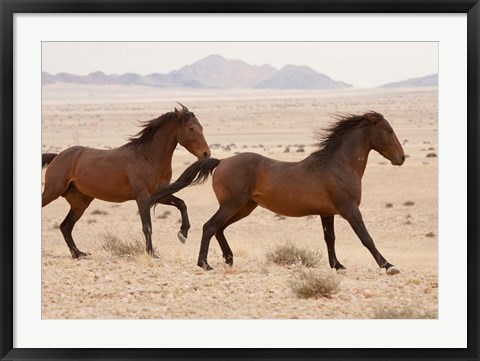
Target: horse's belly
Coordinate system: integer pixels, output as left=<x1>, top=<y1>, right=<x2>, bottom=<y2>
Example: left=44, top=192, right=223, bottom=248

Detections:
left=75, top=184, right=132, bottom=202
left=253, top=193, right=337, bottom=217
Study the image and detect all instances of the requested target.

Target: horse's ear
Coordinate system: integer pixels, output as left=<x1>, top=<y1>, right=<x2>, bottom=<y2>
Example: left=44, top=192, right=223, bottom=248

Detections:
left=174, top=107, right=183, bottom=119
left=365, top=112, right=381, bottom=123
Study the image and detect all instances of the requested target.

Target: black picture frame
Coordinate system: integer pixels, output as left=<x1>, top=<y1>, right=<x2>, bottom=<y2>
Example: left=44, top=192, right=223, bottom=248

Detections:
left=1, top=1, right=479, bottom=360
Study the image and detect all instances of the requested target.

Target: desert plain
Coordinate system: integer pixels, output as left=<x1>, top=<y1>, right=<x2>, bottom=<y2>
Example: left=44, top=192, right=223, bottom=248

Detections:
left=41, top=85, right=438, bottom=319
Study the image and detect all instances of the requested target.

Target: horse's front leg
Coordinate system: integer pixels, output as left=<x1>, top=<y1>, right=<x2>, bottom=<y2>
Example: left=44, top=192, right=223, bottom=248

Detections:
left=320, top=216, right=346, bottom=271
left=339, top=206, right=399, bottom=275
left=136, top=198, right=156, bottom=257
left=154, top=194, right=190, bottom=244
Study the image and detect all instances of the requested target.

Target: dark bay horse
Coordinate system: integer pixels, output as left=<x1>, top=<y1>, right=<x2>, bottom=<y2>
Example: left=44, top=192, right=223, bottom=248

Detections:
left=151, top=112, right=405, bottom=275
left=42, top=104, right=210, bottom=258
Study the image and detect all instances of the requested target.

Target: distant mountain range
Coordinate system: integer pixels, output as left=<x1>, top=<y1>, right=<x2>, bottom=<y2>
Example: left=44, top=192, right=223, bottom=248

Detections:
left=253, top=64, right=350, bottom=89
left=42, top=54, right=437, bottom=89
left=42, top=54, right=351, bottom=90
left=381, top=73, right=438, bottom=88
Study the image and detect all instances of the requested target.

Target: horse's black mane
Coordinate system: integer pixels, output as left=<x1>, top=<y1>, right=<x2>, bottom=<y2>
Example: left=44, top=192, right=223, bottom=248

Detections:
left=311, top=112, right=382, bottom=160
left=124, top=105, right=193, bottom=149
left=124, top=111, right=177, bottom=149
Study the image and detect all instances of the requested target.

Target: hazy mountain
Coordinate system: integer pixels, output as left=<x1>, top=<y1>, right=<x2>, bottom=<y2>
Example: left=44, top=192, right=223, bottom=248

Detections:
left=169, top=54, right=277, bottom=88
left=381, top=73, right=438, bottom=88
left=41, top=72, right=56, bottom=85
left=42, top=55, right=350, bottom=89
left=54, top=71, right=120, bottom=85
left=254, top=65, right=351, bottom=89
left=115, top=72, right=145, bottom=85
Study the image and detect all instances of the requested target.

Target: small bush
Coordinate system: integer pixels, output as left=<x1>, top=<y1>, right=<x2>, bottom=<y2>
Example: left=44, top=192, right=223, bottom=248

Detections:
left=101, top=232, right=150, bottom=257
left=155, top=210, right=171, bottom=219
left=374, top=306, right=437, bottom=319
left=266, top=242, right=322, bottom=267
left=290, top=269, right=340, bottom=299
left=91, top=209, right=108, bottom=216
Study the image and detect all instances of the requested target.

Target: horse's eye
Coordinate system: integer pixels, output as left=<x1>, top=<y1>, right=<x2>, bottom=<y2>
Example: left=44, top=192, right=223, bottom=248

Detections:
left=189, top=128, right=194, bottom=132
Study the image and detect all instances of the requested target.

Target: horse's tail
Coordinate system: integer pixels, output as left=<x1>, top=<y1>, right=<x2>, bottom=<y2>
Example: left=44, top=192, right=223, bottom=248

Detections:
left=42, top=153, right=57, bottom=168
left=151, top=158, right=221, bottom=207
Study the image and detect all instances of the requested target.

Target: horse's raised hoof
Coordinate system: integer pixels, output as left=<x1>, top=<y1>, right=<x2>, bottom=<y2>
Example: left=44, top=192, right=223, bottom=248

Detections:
left=177, top=231, right=187, bottom=244
left=386, top=266, right=400, bottom=275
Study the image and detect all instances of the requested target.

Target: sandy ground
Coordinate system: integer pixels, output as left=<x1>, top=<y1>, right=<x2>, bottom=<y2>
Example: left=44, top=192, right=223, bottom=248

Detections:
left=41, top=85, right=438, bottom=319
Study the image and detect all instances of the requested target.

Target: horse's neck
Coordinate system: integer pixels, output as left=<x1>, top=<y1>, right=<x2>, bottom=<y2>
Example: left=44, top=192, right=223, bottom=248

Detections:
left=306, top=129, right=371, bottom=178
left=142, top=121, right=178, bottom=167
left=335, top=130, right=371, bottom=178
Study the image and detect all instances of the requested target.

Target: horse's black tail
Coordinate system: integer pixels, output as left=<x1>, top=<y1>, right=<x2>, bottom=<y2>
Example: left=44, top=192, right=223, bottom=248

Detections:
left=150, top=158, right=221, bottom=207
left=42, top=153, right=57, bottom=168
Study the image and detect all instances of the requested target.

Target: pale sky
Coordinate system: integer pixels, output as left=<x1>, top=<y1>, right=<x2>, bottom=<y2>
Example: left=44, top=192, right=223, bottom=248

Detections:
left=42, top=42, right=438, bottom=88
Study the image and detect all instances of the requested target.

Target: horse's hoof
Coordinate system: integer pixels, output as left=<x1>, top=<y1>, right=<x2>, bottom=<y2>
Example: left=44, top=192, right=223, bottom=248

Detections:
left=72, top=251, right=89, bottom=259
left=224, top=255, right=233, bottom=267
left=177, top=231, right=187, bottom=244
left=336, top=268, right=347, bottom=275
left=386, top=266, right=400, bottom=275
left=198, top=261, right=213, bottom=271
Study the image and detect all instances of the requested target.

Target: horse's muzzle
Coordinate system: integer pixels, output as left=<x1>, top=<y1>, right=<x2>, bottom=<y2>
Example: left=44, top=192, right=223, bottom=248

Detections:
left=391, top=154, right=406, bottom=166
left=197, top=151, right=211, bottom=160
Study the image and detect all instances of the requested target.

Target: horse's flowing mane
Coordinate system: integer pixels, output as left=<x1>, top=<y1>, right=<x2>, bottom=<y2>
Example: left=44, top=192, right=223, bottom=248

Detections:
left=123, top=111, right=177, bottom=149
left=311, top=112, right=380, bottom=160
left=124, top=104, right=195, bottom=150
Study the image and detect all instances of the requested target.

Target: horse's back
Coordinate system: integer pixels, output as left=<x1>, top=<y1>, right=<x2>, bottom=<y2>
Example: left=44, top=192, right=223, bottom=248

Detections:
left=44, top=146, right=86, bottom=175
left=43, top=145, right=137, bottom=202
left=212, top=152, right=338, bottom=217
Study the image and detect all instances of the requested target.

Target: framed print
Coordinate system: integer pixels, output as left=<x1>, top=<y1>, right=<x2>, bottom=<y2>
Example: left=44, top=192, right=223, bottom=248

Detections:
left=1, top=1, right=479, bottom=360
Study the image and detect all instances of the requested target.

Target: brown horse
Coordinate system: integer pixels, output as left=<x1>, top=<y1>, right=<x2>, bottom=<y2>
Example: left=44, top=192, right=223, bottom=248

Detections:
left=42, top=104, right=210, bottom=258
left=151, top=112, right=405, bottom=275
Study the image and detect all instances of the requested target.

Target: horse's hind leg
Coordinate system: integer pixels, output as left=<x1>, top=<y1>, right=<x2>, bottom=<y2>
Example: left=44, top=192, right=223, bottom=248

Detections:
left=154, top=195, right=190, bottom=244
left=320, top=216, right=346, bottom=270
left=340, top=206, right=399, bottom=275
left=61, top=190, right=94, bottom=258
left=198, top=202, right=247, bottom=271
left=42, top=175, right=70, bottom=207
left=215, top=202, right=258, bottom=267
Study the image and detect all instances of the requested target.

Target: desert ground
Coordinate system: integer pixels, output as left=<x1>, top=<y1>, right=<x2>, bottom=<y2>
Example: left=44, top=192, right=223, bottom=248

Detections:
left=41, top=85, right=438, bottom=319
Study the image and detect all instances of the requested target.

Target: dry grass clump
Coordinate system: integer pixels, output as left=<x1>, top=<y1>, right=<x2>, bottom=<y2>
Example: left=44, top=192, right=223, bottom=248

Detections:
left=289, top=268, right=340, bottom=299
left=101, top=231, right=151, bottom=257
left=374, top=306, right=437, bottom=319
left=91, top=209, right=108, bottom=215
left=155, top=210, right=171, bottom=219
left=265, top=242, right=323, bottom=267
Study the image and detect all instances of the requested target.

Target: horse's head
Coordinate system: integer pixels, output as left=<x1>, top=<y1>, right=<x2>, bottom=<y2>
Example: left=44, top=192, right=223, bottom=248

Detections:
left=175, top=103, right=211, bottom=160
left=364, top=112, right=405, bottom=166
